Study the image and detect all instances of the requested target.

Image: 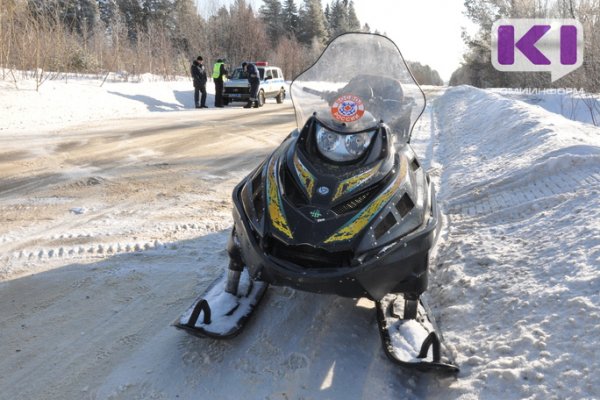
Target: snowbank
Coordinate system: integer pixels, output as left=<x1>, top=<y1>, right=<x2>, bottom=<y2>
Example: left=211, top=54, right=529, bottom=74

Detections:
left=430, top=85, right=600, bottom=399
left=493, top=87, right=600, bottom=127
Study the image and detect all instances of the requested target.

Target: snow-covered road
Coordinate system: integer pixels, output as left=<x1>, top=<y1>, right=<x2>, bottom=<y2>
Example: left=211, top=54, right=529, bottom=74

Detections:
left=0, top=98, right=424, bottom=399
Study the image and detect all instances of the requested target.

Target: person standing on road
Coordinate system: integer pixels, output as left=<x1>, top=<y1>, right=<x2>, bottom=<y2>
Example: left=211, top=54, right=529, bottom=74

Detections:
left=191, top=56, right=208, bottom=108
left=212, top=58, right=228, bottom=108
left=242, top=62, right=260, bottom=108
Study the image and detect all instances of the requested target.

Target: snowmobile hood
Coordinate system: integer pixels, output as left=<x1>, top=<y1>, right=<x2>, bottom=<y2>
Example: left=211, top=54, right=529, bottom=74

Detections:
left=237, top=119, right=431, bottom=266
left=269, top=116, right=399, bottom=250
left=290, top=32, right=425, bottom=144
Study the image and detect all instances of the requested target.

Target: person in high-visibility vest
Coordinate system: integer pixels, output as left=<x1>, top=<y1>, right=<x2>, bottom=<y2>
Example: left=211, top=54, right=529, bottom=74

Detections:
left=212, top=59, right=228, bottom=108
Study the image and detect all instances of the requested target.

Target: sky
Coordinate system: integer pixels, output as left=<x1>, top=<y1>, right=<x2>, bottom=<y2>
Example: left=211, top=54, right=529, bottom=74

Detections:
left=196, top=0, right=477, bottom=82
left=351, top=0, right=477, bottom=81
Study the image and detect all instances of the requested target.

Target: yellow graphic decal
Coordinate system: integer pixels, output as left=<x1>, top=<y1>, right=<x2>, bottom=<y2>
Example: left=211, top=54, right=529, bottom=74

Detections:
left=324, top=158, right=407, bottom=243
left=267, top=157, right=293, bottom=239
left=293, top=153, right=316, bottom=200
left=332, top=161, right=383, bottom=202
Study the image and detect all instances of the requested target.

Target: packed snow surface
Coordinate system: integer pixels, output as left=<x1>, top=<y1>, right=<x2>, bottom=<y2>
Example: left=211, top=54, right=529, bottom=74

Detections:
left=0, top=74, right=598, bottom=399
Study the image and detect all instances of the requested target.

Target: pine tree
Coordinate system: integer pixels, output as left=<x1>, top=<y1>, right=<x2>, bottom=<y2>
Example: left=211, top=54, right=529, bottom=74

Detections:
left=116, top=0, right=144, bottom=41
left=297, top=0, right=327, bottom=45
left=346, top=0, right=360, bottom=31
left=171, top=0, right=204, bottom=54
left=281, top=0, right=299, bottom=39
left=98, top=0, right=119, bottom=27
left=142, top=0, right=173, bottom=30
left=327, top=0, right=347, bottom=38
left=325, top=0, right=360, bottom=39
left=75, top=0, right=99, bottom=34
left=27, top=0, right=99, bottom=35
left=259, top=0, right=285, bottom=46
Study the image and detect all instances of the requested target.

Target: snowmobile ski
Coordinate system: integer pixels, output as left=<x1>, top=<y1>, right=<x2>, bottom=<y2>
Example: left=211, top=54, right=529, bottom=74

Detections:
left=376, top=293, right=459, bottom=373
left=174, top=269, right=268, bottom=339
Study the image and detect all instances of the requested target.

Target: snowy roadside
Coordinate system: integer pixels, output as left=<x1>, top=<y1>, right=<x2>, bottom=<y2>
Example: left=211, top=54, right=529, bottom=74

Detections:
left=427, top=86, right=600, bottom=399
left=0, top=73, right=201, bottom=137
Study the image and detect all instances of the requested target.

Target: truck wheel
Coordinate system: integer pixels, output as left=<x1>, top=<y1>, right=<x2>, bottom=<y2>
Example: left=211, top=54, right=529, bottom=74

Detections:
left=276, top=89, right=285, bottom=104
left=258, top=90, right=265, bottom=107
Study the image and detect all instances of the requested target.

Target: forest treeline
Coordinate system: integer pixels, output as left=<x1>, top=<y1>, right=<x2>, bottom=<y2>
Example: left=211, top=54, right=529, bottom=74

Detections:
left=451, top=0, right=600, bottom=91
left=0, top=0, right=443, bottom=85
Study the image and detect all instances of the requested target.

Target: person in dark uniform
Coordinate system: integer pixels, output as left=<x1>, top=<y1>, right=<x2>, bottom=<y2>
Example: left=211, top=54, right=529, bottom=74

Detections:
left=242, top=62, right=260, bottom=108
left=212, top=58, right=228, bottom=108
left=191, top=56, right=208, bottom=108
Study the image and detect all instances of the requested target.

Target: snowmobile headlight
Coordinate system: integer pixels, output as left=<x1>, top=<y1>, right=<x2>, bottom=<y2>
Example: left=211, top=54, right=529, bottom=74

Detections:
left=316, top=125, right=375, bottom=162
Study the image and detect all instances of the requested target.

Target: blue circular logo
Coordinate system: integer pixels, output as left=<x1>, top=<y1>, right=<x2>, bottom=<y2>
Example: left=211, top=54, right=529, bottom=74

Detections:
left=317, top=186, right=330, bottom=195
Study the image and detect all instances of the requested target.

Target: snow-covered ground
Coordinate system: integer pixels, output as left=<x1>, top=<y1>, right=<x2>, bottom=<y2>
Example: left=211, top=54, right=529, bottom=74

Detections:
left=0, top=72, right=198, bottom=135
left=0, top=75, right=598, bottom=399
left=424, top=86, right=600, bottom=399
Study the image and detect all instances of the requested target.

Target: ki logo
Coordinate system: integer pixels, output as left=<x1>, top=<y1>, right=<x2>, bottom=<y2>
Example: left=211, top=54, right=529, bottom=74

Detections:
left=491, top=19, right=583, bottom=82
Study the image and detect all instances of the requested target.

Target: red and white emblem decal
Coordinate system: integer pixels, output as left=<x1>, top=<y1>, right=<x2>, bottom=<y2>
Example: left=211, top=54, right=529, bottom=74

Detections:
left=331, top=94, right=365, bottom=122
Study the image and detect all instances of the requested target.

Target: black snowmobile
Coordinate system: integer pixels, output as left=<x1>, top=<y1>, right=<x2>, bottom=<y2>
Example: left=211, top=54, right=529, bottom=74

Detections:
left=175, top=33, right=459, bottom=373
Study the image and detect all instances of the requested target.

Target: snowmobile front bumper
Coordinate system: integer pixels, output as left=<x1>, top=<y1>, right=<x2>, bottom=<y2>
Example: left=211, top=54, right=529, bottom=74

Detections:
left=231, top=182, right=441, bottom=302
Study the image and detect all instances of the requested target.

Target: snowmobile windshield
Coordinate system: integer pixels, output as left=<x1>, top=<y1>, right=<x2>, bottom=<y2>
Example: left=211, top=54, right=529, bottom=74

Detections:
left=290, top=33, right=425, bottom=142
